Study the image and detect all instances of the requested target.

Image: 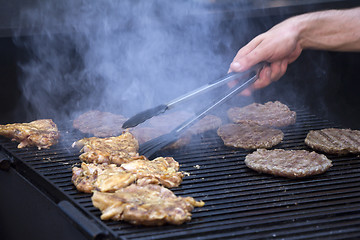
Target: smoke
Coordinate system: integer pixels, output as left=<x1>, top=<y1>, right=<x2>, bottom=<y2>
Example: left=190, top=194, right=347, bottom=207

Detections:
left=14, top=0, right=240, bottom=123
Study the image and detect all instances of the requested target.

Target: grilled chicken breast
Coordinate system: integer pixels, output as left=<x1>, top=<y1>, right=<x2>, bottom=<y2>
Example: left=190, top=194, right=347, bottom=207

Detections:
left=121, top=157, right=184, bottom=188
left=0, top=119, right=60, bottom=149
left=92, top=184, right=204, bottom=226
left=72, top=157, right=184, bottom=192
left=72, top=132, right=145, bottom=165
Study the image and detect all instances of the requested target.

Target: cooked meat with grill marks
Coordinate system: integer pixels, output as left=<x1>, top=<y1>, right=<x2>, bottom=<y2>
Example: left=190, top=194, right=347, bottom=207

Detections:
left=245, top=149, right=332, bottom=178
left=73, top=110, right=127, bottom=137
left=72, top=157, right=183, bottom=192
left=227, top=101, right=296, bottom=127
left=72, top=163, right=136, bottom=193
left=72, top=132, right=145, bottom=165
left=121, top=157, right=184, bottom=188
left=0, top=119, right=60, bottom=149
left=305, top=128, right=360, bottom=155
left=92, top=184, right=205, bottom=226
left=217, top=123, right=284, bottom=149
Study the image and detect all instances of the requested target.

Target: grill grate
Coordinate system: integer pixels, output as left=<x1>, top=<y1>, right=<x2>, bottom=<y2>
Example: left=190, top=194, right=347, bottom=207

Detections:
left=1, top=106, right=360, bottom=240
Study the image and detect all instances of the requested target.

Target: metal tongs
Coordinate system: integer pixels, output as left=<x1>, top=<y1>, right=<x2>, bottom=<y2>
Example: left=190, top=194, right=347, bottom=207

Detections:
left=123, top=62, right=266, bottom=158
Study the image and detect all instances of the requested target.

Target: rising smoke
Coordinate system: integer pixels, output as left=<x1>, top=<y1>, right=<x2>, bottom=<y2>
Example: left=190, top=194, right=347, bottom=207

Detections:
left=14, top=0, right=244, bottom=123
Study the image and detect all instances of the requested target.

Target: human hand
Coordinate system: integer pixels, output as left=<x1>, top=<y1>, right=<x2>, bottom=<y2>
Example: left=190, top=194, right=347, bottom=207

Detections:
left=229, top=17, right=303, bottom=95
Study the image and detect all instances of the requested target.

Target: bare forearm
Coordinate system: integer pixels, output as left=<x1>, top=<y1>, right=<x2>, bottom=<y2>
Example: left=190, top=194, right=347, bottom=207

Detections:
left=295, top=7, right=360, bottom=51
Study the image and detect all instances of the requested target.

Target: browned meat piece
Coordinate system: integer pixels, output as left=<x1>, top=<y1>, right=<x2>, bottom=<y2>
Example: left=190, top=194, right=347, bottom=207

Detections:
left=217, top=123, right=284, bottom=149
left=227, top=101, right=296, bottom=127
left=72, top=157, right=183, bottom=192
left=72, top=132, right=145, bottom=165
left=92, top=184, right=205, bottom=225
left=245, top=149, right=332, bottom=178
left=72, top=163, right=136, bottom=193
left=0, top=119, right=60, bottom=149
left=121, top=157, right=184, bottom=188
left=187, top=115, right=222, bottom=135
left=73, top=110, right=127, bottom=137
left=305, top=128, right=360, bottom=155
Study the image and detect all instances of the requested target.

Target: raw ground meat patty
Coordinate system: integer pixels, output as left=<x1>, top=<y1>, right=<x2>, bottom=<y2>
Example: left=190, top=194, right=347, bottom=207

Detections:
left=227, top=101, right=296, bottom=127
left=217, top=123, right=284, bottom=149
left=245, top=149, right=332, bottom=178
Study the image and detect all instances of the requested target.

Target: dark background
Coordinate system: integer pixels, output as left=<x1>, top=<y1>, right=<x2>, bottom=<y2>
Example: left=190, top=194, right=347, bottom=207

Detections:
left=1, top=0, right=360, bottom=128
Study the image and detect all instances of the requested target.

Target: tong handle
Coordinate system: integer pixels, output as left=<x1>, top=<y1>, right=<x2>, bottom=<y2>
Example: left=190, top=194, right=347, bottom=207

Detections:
left=171, top=62, right=266, bottom=135
left=167, top=63, right=265, bottom=108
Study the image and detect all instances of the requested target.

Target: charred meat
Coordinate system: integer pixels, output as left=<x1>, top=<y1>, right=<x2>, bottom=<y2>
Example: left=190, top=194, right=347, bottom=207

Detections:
left=92, top=184, right=205, bottom=226
left=0, top=119, right=60, bottom=149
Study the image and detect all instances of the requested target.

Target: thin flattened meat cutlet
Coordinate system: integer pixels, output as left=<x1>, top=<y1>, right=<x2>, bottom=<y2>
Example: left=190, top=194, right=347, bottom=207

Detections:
left=72, top=157, right=184, bottom=192
left=91, top=184, right=205, bottom=226
left=121, top=157, right=184, bottom=188
left=72, top=132, right=145, bottom=165
left=73, top=110, right=127, bottom=137
left=245, top=149, right=332, bottom=178
left=0, top=119, right=60, bottom=149
left=217, top=123, right=284, bottom=149
left=227, top=101, right=296, bottom=127
left=305, top=128, right=360, bottom=155
left=72, top=163, right=136, bottom=193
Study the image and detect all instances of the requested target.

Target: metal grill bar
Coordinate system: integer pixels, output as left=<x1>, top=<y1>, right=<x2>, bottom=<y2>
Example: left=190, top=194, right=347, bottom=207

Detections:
left=1, top=106, right=360, bottom=240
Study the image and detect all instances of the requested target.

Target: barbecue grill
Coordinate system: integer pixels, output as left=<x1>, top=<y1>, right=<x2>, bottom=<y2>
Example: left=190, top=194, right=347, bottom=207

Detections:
left=1, top=104, right=360, bottom=240
left=1, top=1, right=360, bottom=239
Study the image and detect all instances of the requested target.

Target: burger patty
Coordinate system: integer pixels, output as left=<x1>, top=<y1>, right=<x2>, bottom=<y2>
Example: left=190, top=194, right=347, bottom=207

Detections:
left=217, top=123, right=284, bottom=149
left=305, top=128, right=360, bottom=155
left=0, top=119, right=60, bottom=149
left=245, top=149, right=332, bottom=178
left=227, top=101, right=296, bottom=127
left=73, top=110, right=127, bottom=137
left=91, top=184, right=205, bottom=226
